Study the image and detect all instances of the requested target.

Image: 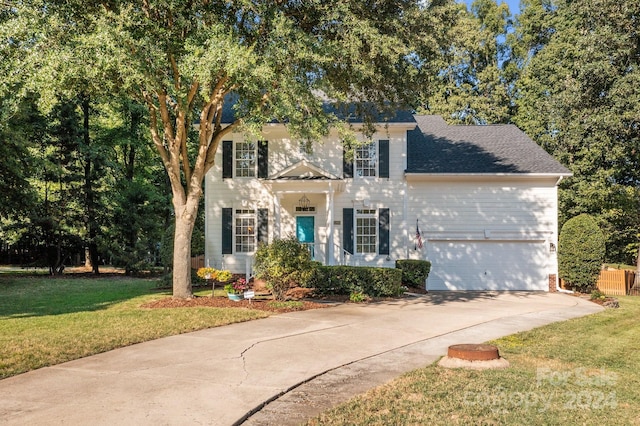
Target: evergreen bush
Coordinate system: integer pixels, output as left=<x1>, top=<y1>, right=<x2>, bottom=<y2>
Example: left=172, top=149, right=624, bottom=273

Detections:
left=253, top=237, right=313, bottom=301
left=395, top=259, right=431, bottom=287
left=558, top=213, right=606, bottom=290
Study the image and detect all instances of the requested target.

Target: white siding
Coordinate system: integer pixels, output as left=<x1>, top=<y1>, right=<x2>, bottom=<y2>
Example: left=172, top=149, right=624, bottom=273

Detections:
left=407, top=178, right=559, bottom=290
left=205, top=125, right=411, bottom=273
left=204, top=123, right=561, bottom=291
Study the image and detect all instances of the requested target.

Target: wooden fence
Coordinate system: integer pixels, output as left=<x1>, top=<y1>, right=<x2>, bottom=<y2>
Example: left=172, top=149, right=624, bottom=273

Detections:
left=560, top=269, right=638, bottom=296
left=596, top=270, right=635, bottom=296
left=191, top=255, right=205, bottom=270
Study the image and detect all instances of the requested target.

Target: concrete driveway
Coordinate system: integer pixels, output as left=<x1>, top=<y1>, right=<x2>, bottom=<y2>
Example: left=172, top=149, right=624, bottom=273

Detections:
left=0, top=292, right=602, bottom=425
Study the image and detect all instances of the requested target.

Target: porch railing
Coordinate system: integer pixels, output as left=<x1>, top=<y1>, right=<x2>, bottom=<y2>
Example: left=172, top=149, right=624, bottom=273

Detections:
left=302, top=243, right=315, bottom=260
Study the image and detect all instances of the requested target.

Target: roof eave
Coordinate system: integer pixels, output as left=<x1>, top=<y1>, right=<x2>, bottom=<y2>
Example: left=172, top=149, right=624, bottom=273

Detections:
left=404, top=172, right=572, bottom=183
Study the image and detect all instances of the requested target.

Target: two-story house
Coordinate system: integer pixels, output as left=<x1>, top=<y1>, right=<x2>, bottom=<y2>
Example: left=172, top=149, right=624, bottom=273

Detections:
left=204, top=112, right=571, bottom=291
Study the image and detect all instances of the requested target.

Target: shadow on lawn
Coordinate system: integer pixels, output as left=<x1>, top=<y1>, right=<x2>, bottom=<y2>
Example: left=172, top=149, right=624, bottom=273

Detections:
left=0, top=273, right=161, bottom=319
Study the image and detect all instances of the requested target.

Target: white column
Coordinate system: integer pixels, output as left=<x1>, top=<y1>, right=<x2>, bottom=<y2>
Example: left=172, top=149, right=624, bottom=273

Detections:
left=403, top=181, right=409, bottom=260
left=326, top=185, right=335, bottom=265
left=274, top=193, right=282, bottom=239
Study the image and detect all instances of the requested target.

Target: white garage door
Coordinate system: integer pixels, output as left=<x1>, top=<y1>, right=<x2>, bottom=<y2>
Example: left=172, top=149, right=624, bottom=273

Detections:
left=426, top=241, right=549, bottom=291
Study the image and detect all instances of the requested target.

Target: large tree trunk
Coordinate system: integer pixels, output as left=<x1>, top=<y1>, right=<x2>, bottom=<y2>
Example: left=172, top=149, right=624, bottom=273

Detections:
left=171, top=193, right=200, bottom=299
left=81, top=93, right=99, bottom=275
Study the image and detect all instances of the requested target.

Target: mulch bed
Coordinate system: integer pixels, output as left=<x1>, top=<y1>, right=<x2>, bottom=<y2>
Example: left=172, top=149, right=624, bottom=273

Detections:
left=141, top=285, right=429, bottom=313
left=141, top=295, right=333, bottom=313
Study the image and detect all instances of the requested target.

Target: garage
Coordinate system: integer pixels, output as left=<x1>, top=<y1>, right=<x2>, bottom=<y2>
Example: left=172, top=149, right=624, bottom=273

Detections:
left=426, top=240, right=550, bottom=291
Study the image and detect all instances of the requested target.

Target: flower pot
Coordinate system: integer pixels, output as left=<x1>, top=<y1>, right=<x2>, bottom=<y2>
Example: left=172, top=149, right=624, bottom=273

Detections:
left=227, top=293, right=243, bottom=301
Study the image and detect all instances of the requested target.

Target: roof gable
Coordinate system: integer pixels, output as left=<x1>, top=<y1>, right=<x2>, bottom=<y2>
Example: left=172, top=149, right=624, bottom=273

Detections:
left=407, top=115, right=571, bottom=175
left=268, top=160, right=340, bottom=180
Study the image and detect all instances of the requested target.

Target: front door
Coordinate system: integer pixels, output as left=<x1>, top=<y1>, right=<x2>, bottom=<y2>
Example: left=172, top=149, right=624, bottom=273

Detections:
left=296, top=216, right=315, bottom=258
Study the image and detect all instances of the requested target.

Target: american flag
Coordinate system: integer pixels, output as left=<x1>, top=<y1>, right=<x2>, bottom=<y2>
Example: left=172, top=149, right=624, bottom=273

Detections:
left=415, top=220, right=423, bottom=250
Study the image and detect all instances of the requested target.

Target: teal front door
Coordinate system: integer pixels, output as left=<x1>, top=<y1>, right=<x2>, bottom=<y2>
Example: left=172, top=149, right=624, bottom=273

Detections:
left=296, top=216, right=315, bottom=258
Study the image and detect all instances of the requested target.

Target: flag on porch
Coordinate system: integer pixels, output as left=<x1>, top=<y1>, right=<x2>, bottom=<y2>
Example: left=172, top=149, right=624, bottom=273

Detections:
left=415, top=219, right=423, bottom=250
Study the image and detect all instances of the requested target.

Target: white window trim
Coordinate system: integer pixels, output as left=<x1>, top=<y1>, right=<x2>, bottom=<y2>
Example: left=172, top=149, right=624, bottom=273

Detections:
left=355, top=141, right=377, bottom=178
left=234, top=208, right=256, bottom=253
left=355, top=208, right=377, bottom=254
left=234, top=141, right=257, bottom=178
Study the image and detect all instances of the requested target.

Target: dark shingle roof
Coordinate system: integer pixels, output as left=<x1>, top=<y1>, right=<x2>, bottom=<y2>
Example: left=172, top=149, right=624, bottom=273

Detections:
left=220, top=95, right=415, bottom=124
left=407, top=115, right=571, bottom=175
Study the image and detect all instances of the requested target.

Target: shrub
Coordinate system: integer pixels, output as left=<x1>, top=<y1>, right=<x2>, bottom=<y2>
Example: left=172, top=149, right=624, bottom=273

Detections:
left=305, top=265, right=403, bottom=297
left=253, top=237, right=313, bottom=301
left=558, top=213, right=606, bottom=290
left=395, top=259, right=431, bottom=288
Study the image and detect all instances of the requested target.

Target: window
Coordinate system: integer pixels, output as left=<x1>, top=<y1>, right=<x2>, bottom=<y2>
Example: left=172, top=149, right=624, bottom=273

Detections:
left=235, top=142, right=256, bottom=177
left=355, top=142, right=377, bottom=177
left=356, top=209, right=377, bottom=254
left=235, top=209, right=255, bottom=252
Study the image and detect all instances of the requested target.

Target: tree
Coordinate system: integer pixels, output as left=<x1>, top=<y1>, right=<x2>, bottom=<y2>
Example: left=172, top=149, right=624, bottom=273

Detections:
left=0, top=94, right=39, bottom=219
left=558, top=214, right=606, bottom=290
left=97, top=99, right=171, bottom=275
left=513, top=0, right=640, bottom=264
left=425, top=0, right=515, bottom=124
left=2, top=0, right=458, bottom=297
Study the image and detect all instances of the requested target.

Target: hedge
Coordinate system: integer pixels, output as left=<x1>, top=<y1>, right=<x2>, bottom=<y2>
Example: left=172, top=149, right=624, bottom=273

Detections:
left=305, top=265, right=403, bottom=297
left=395, top=259, right=431, bottom=287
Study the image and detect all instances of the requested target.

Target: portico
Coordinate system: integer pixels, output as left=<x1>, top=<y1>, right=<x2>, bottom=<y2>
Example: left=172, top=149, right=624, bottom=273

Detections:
left=261, top=160, right=345, bottom=266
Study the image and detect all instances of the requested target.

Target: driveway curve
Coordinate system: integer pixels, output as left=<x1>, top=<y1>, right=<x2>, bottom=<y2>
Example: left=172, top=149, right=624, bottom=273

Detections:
left=0, top=292, right=602, bottom=426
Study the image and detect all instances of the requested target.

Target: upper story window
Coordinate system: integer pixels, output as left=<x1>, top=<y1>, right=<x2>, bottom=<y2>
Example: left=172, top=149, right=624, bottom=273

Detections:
left=223, top=140, right=267, bottom=179
left=355, top=142, right=377, bottom=177
left=355, top=208, right=377, bottom=254
left=235, top=142, right=256, bottom=177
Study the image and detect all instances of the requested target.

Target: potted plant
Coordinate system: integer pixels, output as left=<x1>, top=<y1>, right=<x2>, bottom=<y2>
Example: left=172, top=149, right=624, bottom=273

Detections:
left=224, top=277, right=249, bottom=301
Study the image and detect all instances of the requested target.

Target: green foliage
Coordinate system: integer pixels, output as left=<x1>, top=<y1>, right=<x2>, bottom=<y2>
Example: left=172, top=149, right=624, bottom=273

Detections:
left=513, top=0, right=640, bottom=264
left=559, top=214, right=606, bottom=289
left=395, top=260, right=432, bottom=288
left=590, top=289, right=606, bottom=301
left=424, top=0, right=515, bottom=124
left=306, top=265, right=403, bottom=298
left=0, top=94, right=39, bottom=218
left=97, top=99, right=171, bottom=275
left=253, top=237, right=313, bottom=301
left=349, top=290, right=370, bottom=303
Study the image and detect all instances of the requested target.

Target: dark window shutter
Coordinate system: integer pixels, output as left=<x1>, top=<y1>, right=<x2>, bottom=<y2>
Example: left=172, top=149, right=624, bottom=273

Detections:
left=258, top=140, right=268, bottom=179
left=343, top=208, right=354, bottom=255
left=222, top=141, right=233, bottom=179
left=379, top=208, right=390, bottom=255
left=343, top=150, right=353, bottom=178
left=222, top=208, right=233, bottom=254
left=379, top=140, right=389, bottom=178
left=257, top=208, right=268, bottom=244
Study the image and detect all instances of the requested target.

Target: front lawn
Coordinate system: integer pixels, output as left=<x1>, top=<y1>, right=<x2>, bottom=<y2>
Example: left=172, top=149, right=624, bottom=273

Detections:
left=309, top=296, right=640, bottom=425
left=0, top=275, right=270, bottom=379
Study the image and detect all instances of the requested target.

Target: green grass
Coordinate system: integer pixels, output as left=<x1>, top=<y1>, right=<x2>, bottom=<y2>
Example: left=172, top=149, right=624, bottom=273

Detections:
left=604, top=263, right=636, bottom=271
left=267, top=300, right=304, bottom=310
left=309, top=296, right=640, bottom=425
left=0, top=275, right=269, bottom=379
